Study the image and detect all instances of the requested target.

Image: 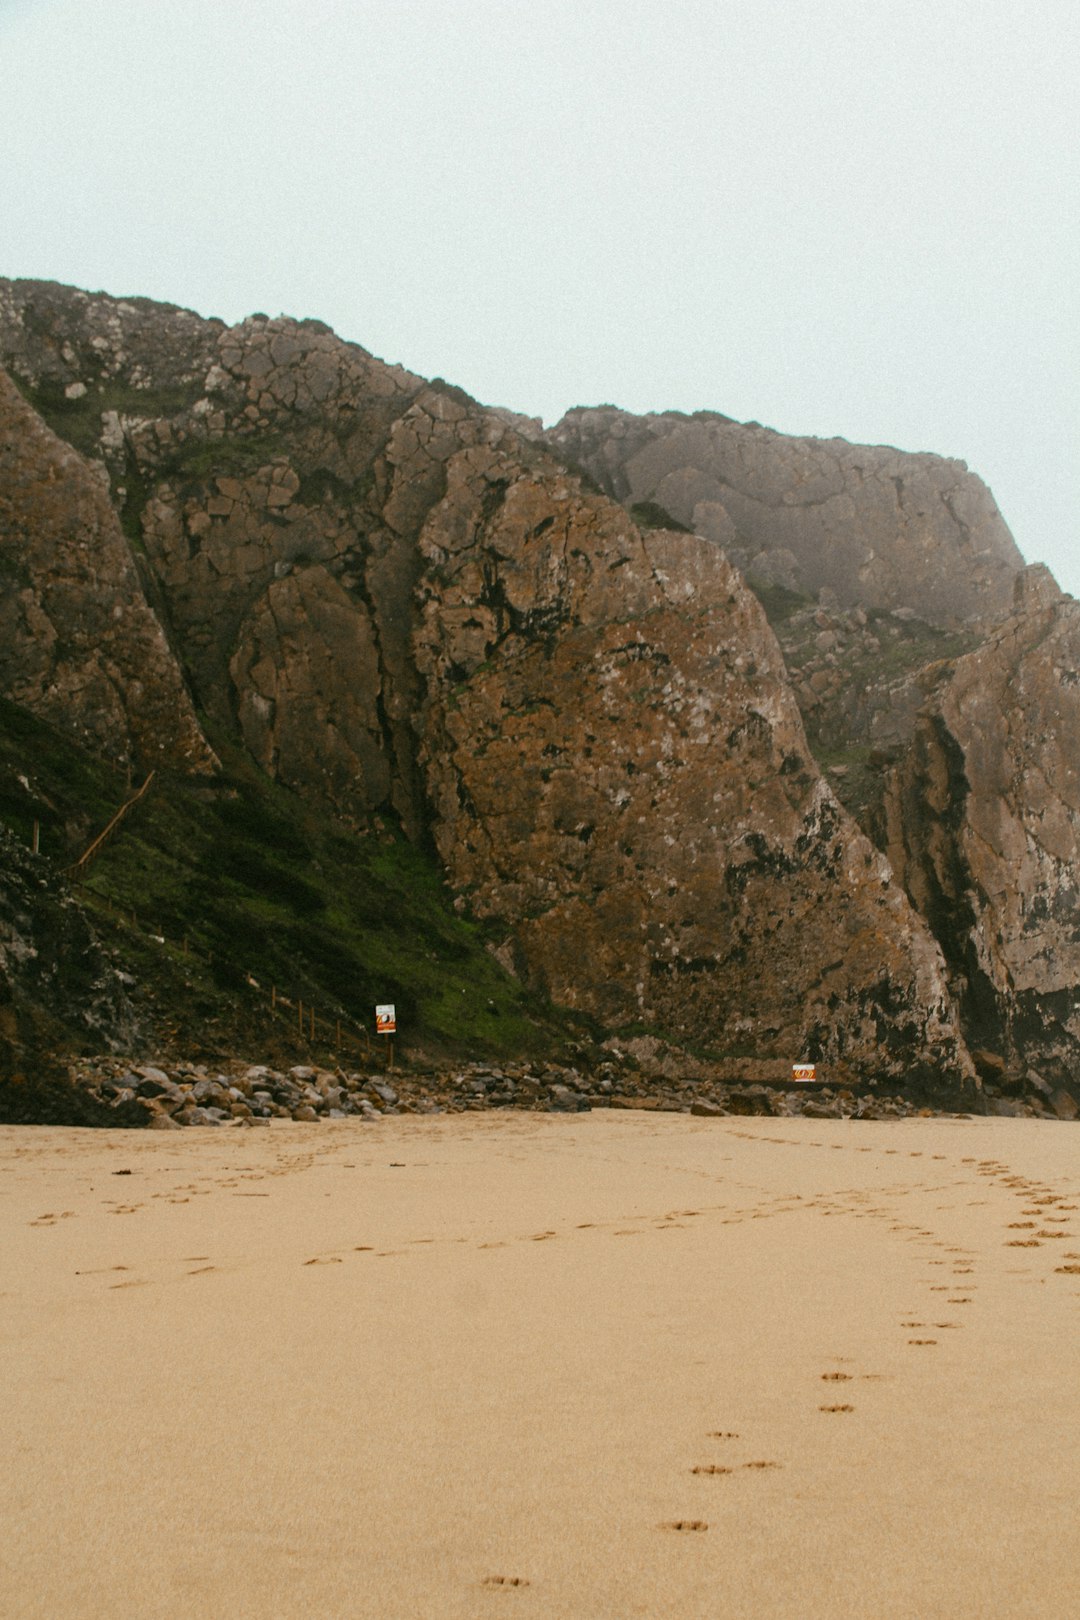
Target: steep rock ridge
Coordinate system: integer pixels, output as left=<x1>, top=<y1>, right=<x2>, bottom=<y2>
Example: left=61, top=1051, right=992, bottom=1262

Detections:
left=547, top=407, right=1024, bottom=626
left=0, top=366, right=215, bottom=773
left=411, top=448, right=974, bottom=1093
left=884, top=567, right=1080, bottom=1090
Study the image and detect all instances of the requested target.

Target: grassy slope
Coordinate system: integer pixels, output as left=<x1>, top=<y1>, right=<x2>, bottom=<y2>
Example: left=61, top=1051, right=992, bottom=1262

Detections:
left=0, top=698, right=581, bottom=1069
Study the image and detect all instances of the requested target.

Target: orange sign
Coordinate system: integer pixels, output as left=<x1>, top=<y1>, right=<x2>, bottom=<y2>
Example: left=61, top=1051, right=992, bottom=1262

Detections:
left=375, top=1004, right=396, bottom=1036
left=792, top=1063, right=816, bottom=1082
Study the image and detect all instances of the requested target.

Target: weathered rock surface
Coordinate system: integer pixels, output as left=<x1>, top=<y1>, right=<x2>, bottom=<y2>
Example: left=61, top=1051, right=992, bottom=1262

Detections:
left=884, top=567, right=1080, bottom=1089
left=0, top=367, right=215, bottom=773
left=3, top=277, right=1076, bottom=1107
left=547, top=407, right=1025, bottom=625
left=411, top=447, right=974, bottom=1093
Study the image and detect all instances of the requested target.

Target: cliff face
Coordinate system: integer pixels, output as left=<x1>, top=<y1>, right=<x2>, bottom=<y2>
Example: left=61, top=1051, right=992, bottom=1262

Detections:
left=0, top=367, right=214, bottom=773
left=411, top=449, right=970, bottom=1089
left=0, top=277, right=1074, bottom=1103
left=884, top=567, right=1080, bottom=1090
left=547, top=407, right=1024, bottom=626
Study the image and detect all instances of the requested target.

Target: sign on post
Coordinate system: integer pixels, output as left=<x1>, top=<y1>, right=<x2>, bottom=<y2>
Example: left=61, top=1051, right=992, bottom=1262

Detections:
left=376, top=1004, right=397, bottom=1069
left=792, top=1063, right=816, bottom=1083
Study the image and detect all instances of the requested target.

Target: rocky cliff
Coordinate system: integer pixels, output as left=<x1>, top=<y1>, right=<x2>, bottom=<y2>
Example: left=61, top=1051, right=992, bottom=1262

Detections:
left=0, top=277, right=1076, bottom=1109
left=884, top=566, right=1080, bottom=1098
left=0, top=367, right=214, bottom=774
left=547, top=406, right=1024, bottom=626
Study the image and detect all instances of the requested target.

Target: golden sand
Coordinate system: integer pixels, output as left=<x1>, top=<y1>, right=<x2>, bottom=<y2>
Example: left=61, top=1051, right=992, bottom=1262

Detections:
left=3, top=1111, right=1079, bottom=1618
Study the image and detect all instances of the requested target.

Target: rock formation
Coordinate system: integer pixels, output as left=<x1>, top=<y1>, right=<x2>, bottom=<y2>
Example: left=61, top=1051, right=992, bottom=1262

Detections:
left=0, top=276, right=1076, bottom=1106
left=0, top=367, right=215, bottom=773
left=410, top=441, right=972, bottom=1093
left=884, top=566, right=1080, bottom=1094
left=547, top=406, right=1024, bottom=625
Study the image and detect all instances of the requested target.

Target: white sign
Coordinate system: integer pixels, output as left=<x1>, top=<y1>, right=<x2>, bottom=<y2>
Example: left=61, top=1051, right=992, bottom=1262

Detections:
left=375, top=1004, right=396, bottom=1035
left=792, top=1063, right=816, bottom=1082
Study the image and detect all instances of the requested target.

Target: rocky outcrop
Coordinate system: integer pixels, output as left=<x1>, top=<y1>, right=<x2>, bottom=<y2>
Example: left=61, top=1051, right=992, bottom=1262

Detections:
left=884, top=567, right=1080, bottom=1091
left=8, top=278, right=1079, bottom=1107
left=411, top=445, right=974, bottom=1094
left=0, top=366, right=215, bottom=773
left=547, top=407, right=1025, bottom=625
left=1, top=278, right=453, bottom=833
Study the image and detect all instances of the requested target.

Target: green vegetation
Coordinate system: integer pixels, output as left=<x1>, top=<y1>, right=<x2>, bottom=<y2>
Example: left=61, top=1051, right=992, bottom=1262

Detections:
left=0, top=698, right=581, bottom=1066
left=629, top=500, right=691, bottom=534
left=162, top=429, right=291, bottom=484
left=745, top=577, right=816, bottom=626
left=11, top=373, right=206, bottom=461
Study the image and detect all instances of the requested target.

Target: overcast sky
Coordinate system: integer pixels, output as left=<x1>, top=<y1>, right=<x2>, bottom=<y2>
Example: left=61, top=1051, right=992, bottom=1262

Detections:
left=2, top=0, right=1077, bottom=595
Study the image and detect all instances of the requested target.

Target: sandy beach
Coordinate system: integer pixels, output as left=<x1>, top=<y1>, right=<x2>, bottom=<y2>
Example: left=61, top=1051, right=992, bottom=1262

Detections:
left=3, top=1110, right=1079, bottom=1618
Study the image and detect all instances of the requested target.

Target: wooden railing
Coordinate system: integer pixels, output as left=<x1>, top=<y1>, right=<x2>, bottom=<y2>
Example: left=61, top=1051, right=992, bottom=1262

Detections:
left=67, top=771, right=156, bottom=879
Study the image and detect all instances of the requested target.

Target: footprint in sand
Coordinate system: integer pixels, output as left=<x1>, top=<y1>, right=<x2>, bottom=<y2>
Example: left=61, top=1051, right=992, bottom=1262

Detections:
left=821, top=1372, right=852, bottom=1382
left=663, top=1520, right=708, bottom=1533
left=820, top=1405, right=855, bottom=1414
left=691, top=1464, right=733, bottom=1475
left=707, top=1431, right=740, bottom=1439
left=482, top=1575, right=531, bottom=1587
left=908, top=1339, right=937, bottom=1346
left=303, top=1256, right=343, bottom=1265
left=743, top=1461, right=782, bottom=1470
left=1054, top=1264, right=1080, bottom=1275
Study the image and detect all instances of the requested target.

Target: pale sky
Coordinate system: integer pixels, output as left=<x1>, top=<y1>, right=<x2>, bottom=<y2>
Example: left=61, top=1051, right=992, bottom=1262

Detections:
left=2, top=0, right=1077, bottom=596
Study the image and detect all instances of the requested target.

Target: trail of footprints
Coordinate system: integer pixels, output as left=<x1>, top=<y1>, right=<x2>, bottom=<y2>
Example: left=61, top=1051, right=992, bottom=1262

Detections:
left=659, top=1139, right=1077, bottom=1537
left=29, top=1127, right=1080, bottom=1593
left=959, top=1155, right=1080, bottom=1273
